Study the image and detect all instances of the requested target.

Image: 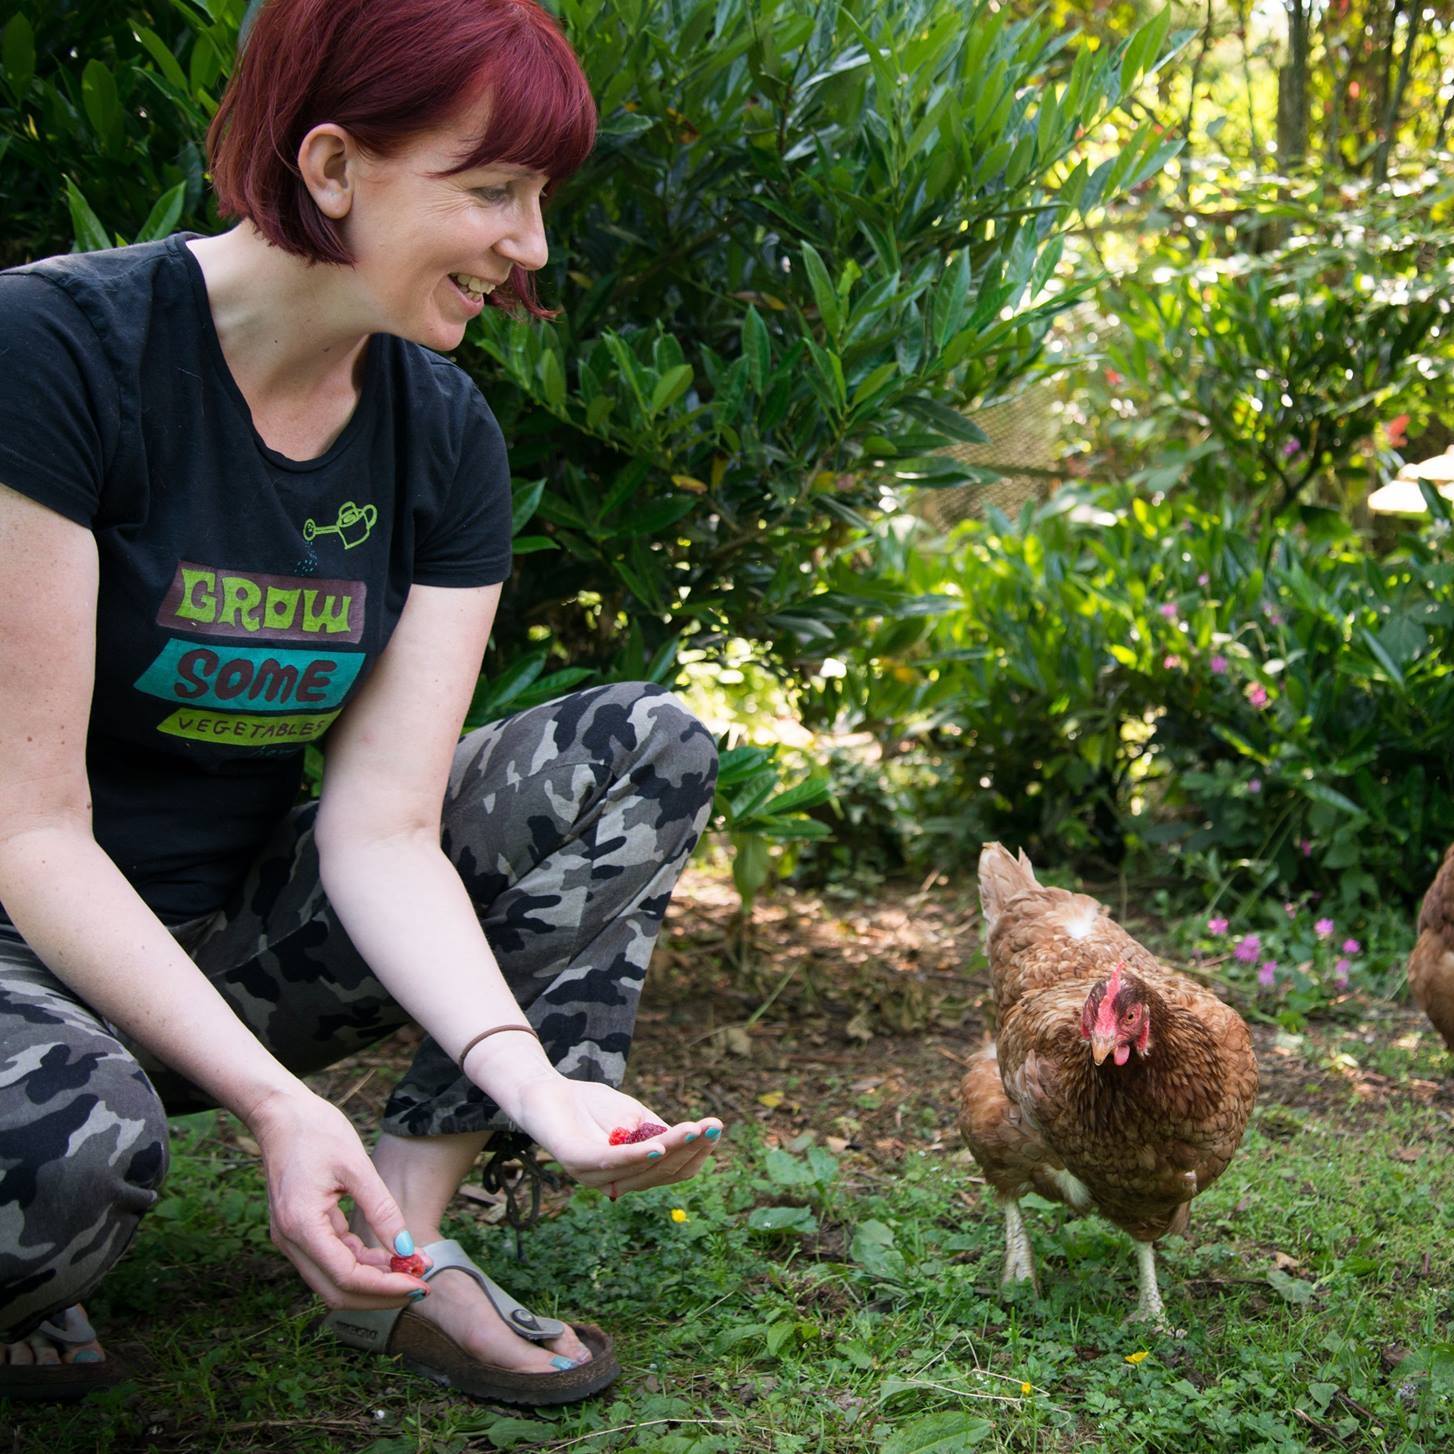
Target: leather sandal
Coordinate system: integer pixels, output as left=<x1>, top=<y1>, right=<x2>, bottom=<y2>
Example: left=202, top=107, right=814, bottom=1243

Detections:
left=0, top=1305, right=130, bottom=1403
left=321, top=1238, right=620, bottom=1406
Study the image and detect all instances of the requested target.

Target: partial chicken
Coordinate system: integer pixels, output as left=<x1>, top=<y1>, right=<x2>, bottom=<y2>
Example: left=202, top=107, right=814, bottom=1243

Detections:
left=1408, top=843, right=1454, bottom=1051
left=959, top=844, right=1258, bottom=1324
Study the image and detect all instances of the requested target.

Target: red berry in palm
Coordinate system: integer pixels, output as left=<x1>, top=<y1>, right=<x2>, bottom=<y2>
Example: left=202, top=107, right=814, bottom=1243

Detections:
left=390, top=1251, right=427, bottom=1277
left=608, top=1122, right=668, bottom=1145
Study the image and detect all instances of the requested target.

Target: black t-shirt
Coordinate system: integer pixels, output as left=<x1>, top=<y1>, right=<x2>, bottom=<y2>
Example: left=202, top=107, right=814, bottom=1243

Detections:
left=0, top=234, right=512, bottom=921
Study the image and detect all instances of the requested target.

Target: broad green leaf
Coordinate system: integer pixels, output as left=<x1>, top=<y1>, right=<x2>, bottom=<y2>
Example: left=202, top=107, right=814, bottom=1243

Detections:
left=800, top=241, right=841, bottom=341
left=742, top=305, right=771, bottom=396
left=747, top=1205, right=817, bottom=1235
left=81, top=59, right=124, bottom=152
left=510, top=478, right=547, bottom=536
left=135, top=181, right=187, bottom=243
left=2, top=14, right=35, bottom=98
left=649, top=363, right=693, bottom=416
left=65, top=178, right=111, bottom=253
left=132, top=23, right=190, bottom=92
left=882, top=1412, right=993, bottom=1453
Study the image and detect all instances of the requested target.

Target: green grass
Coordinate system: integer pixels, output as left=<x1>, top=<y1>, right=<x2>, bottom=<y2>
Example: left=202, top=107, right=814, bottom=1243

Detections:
left=12, top=1048, right=1453, bottom=1454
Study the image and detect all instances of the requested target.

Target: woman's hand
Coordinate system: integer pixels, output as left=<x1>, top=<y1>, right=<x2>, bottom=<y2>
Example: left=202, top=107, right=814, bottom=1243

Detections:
left=508, top=1072, right=723, bottom=1196
left=245, top=1088, right=432, bottom=1308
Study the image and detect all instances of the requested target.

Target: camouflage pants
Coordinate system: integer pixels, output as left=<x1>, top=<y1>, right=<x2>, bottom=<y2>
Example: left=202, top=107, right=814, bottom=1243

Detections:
left=0, top=683, right=717, bottom=1341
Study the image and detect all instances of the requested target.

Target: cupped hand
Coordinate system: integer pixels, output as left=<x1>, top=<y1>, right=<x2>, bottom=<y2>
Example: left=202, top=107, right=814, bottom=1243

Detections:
left=244, top=1087, right=432, bottom=1309
left=509, top=1073, right=723, bottom=1196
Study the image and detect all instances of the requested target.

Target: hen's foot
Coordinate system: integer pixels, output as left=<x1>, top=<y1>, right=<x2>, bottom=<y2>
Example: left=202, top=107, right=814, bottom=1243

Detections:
left=999, top=1197, right=1040, bottom=1293
left=1126, top=1243, right=1185, bottom=1336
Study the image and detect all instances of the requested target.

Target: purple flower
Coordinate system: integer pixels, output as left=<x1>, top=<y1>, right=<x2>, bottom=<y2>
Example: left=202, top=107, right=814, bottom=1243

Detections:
left=1158, top=602, right=1179, bottom=620
left=1248, top=778, right=1262, bottom=794
left=1282, top=438, right=1302, bottom=458
left=1299, top=839, right=1313, bottom=858
left=1234, top=934, right=1261, bottom=963
left=1333, top=957, right=1351, bottom=986
left=1341, top=938, right=1360, bottom=955
left=1197, top=572, right=1211, bottom=588
left=1210, top=654, right=1229, bottom=675
left=1207, top=916, right=1229, bottom=936
left=1163, top=653, right=1182, bottom=670
left=1257, top=960, right=1278, bottom=988
left=1315, top=917, right=1335, bottom=938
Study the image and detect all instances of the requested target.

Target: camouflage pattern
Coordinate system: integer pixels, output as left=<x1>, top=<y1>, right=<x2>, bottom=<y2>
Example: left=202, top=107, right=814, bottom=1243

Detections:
left=0, top=683, right=717, bottom=1339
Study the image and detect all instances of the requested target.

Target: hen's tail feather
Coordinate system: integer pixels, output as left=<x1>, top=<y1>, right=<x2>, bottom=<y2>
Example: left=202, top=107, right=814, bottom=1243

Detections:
left=978, top=842, right=1040, bottom=932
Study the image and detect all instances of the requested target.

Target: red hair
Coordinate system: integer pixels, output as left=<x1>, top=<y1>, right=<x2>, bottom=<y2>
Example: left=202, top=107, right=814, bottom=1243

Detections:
left=208, top=0, right=595, bottom=314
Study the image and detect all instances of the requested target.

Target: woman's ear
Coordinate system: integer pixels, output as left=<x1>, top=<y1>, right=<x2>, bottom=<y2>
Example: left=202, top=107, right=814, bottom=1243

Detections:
left=297, top=124, right=355, bottom=220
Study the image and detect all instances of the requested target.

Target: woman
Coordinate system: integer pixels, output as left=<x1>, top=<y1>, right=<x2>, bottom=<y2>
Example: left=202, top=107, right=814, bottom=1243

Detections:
left=0, top=0, right=721, bottom=1406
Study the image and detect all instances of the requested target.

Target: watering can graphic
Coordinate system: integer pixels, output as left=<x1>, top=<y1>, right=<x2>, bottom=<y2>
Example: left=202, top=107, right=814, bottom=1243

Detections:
left=303, top=501, right=377, bottom=550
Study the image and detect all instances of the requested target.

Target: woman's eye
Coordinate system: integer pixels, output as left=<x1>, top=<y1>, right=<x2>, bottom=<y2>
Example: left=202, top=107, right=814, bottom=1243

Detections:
left=474, top=186, right=511, bottom=203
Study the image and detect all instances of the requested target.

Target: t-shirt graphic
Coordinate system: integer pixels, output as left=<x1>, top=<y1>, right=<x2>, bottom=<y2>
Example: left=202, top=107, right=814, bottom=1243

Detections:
left=0, top=235, right=513, bottom=920
left=137, top=559, right=369, bottom=747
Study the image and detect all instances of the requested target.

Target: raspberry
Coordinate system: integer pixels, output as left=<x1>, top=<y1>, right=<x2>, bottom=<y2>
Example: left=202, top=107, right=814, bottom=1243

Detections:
left=390, top=1251, right=427, bottom=1277
left=608, top=1122, right=668, bottom=1146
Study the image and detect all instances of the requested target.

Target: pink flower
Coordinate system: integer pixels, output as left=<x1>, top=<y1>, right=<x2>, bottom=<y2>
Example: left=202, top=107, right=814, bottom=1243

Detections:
left=1257, top=960, right=1277, bottom=987
left=1207, top=916, right=1228, bottom=936
left=1341, top=938, right=1360, bottom=954
left=1248, top=778, right=1262, bottom=794
left=1197, top=572, right=1211, bottom=588
left=1158, top=602, right=1179, bottom=620
left=1210, top=654, right=1228, bottom=675
left=1265, top=605, right=1285, bottom=626
left=1315, top=917, right=1335, bottom=938
left=1234, top=934, right=1261, bottom=963
left=1299, top=839, right=1313, bottom=857
left=1333, top=957, right=1351, bottom=986
left=1282, top=438, right=1302, bottom=458
left=1246, top=682, right=1269, bottom=708
left=1163, top=653, right=1182, bottom=670
left=1284, top=901, right=1298, bottom=918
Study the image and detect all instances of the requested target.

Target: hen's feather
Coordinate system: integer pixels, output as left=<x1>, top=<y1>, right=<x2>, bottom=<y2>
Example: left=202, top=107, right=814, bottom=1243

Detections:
left=1409, top=844, right=1454, bottom=1050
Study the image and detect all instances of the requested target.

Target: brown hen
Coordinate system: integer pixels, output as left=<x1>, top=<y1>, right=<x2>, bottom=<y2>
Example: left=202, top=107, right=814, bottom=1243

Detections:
left=959, top=844, right=1258, bottom=1324
left=1409, top=844, right=1454, bottom=1051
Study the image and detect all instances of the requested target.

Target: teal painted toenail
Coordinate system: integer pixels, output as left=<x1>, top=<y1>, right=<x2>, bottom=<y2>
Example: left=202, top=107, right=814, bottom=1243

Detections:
left=705, top=1126, right=721, bottom=1141
left=393, top=1230, right=415, bottom=1256
left=551, top=1355, right=576, bottom=1371
left=73, top=1350, right=103, bottom=1364
left=647, top=1149, right=663, bottom=1159
left=408, top=1289, right=427, bottom=1302
left=685, top=1132, right=697, bottom=1142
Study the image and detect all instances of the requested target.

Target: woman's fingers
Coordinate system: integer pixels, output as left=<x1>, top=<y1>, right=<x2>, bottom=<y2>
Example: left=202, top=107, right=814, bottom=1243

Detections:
left=589, top=1124, right=722, bottom=1195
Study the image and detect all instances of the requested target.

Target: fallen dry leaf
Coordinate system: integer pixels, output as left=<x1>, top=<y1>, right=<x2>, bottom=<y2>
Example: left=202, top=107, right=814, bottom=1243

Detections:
left=1390, top=1147, right=1422, bottom=1163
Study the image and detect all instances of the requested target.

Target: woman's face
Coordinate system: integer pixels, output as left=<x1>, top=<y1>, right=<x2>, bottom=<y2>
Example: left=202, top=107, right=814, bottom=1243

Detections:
left=338, top=115, right=550, bottom=351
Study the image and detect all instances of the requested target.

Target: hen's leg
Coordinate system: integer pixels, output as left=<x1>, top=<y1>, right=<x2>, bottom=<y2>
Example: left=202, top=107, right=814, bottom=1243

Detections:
left=999, top=1196, right=1039, bottom=1291
left=1128, top=1240, right=1166, bottom=1324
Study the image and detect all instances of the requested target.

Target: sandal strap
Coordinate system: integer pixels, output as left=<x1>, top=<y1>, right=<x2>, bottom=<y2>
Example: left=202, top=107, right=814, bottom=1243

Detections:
left=320, top=1237, right=566, bottom=1355
left=37, top=1305, right=99, bottom=1346
left=420, top=1238, right=566, bottom=1342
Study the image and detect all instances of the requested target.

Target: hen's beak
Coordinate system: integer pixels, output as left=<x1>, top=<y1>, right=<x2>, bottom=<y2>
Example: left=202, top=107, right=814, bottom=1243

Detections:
left=1090, top=1034, right=1116, bottom=1065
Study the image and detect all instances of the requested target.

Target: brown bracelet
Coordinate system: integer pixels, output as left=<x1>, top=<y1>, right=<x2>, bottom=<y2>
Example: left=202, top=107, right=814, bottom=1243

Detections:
left=458, top=1023, right=540, bottom=1067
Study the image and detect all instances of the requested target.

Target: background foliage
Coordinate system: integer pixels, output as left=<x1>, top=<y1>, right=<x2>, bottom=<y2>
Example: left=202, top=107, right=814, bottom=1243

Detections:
left=2, top=0, right=1450, bottom=915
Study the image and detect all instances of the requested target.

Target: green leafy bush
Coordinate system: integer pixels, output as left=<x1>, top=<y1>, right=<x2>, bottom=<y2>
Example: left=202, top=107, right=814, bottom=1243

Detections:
left=1064, top=169, right=1454, bottom=517
left=467, top=0, right=1186, bottom=681
left=0, top=2, right=239, bottom=265
left=801, top=483, right=1454, bottom=913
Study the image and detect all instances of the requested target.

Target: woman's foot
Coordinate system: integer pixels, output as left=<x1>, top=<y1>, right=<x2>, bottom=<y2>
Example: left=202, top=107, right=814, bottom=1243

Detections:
left=2, top=1304, right=106, bottom=1369
left=409, top=1249, right=592, bottom=1373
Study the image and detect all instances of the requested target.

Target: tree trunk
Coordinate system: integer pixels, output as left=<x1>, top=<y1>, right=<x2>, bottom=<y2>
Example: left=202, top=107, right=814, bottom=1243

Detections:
left=1276, top=0, right=1311, bottom=172
left=1374, top=1, right=1424, bottom=183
